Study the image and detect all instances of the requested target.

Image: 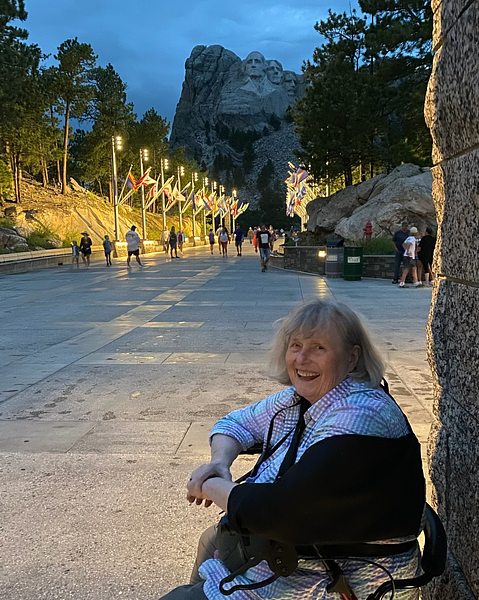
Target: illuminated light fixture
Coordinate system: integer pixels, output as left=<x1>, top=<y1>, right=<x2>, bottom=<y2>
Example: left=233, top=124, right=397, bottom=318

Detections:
left=318, top=250, right=326, bottom=258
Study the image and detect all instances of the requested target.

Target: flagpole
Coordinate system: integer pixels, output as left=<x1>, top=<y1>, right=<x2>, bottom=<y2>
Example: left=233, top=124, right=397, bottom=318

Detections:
left=119, top=163, right=132, bottom=203
left=177, top=166, right=184, bottom=233
left=191, top=173, right=196, bottom=245
left=140, top=149, right=148, bottom=240
left=161, top=158, right=167, bottom=230
left=111, top=135, right=120, bottom=241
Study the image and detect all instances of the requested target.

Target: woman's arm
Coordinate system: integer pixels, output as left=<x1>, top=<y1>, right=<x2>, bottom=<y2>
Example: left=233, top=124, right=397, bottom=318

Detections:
left=201, top=477, right=238, bottom=512
left=187, top=434, right=242, bottom=507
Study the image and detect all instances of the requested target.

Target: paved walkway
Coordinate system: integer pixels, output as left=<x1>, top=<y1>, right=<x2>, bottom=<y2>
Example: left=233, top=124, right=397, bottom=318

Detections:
left=0, top=243, right=434, bottom=600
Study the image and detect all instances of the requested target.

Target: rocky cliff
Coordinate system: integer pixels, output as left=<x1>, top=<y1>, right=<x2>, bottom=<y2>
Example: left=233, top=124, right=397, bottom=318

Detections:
left=307, top=164, right=437, bottom=239
left=170, top=45, right=304, bottom=205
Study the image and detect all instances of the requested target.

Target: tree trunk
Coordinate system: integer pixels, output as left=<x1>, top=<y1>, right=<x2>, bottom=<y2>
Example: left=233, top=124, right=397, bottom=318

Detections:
left=61, top=101, right=70, bottom=195
left=42, top=158, right=49, bottom=187
left=97, top=177, right=103, bottom=197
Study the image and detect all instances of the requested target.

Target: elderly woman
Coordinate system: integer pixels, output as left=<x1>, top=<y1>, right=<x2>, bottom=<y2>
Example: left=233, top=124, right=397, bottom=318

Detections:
left=163, top=300, right=425, bottom=600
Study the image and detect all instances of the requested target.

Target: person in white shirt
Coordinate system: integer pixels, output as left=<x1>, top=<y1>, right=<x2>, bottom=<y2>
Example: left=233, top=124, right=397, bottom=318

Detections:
left=125, top=225, right=143, bottom=268
left=399, top=226, right=421, bottom=287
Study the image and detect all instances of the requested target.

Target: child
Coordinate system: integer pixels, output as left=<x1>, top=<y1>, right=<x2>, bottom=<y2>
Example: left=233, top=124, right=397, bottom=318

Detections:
left=103, top=235, right=112, bottom=266
left=71, top=240, right=80, bottom=268
left=208, top=229, right=215, bottom=254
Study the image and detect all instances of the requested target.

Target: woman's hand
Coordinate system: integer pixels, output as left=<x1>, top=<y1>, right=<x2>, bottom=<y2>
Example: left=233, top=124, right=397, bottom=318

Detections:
left=187, top=460, right=232, bottom=507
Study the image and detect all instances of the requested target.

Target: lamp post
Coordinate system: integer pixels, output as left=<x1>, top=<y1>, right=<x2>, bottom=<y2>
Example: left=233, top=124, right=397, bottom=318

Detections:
left=213, top=181, right=218, bottom=232
left=192, top=171, right=198, bottom=244
left=203, top=176, right=209, bottom=237
left=111, top=135, right=122, bottom=241
left=232, top=189, right=237, bottom=233
left=177, top=165, right=185, bottom=233
left=140, top=148, right=149, bottom=239
left=160, top=157, right=169, bottom=230
left=219, top=184, right=225, bottom=229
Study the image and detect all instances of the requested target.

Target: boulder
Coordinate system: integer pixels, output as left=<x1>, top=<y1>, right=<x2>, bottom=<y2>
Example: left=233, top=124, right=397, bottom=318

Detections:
left=335, top=170, right=435, bottom=239
left=0, top=227, right=29, bottom=251
left=4, top=206, right=17, bottom=218
left=307, top=186, right=361, bottom=234
left=306, top=165, right=435, bottom=240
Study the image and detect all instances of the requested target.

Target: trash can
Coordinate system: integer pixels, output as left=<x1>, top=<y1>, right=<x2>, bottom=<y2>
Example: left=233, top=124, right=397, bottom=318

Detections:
left=325, top=238, right=344, bottom=278
left=343, top=246, right=363, bottom=281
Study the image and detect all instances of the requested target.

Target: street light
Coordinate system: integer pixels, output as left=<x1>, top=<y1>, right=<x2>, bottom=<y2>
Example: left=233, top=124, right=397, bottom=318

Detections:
left=192, top=172, right=199, bottom=244
left=232, top=189, right=237, bottom=233
left=177, top=165, right=185, bottom=232
left=140, top=148, right=149, bottom=239
left=161, top=158, right=169, bottom=230
left=111, top=135, right=122, bottom=241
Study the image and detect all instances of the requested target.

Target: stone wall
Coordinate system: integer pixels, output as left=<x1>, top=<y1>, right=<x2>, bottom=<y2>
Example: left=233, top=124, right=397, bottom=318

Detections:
left=424, top=2, right=479, bottom=599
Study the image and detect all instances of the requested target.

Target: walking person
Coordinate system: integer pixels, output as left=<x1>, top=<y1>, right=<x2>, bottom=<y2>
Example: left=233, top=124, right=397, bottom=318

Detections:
left=219, top=227, right=230, bottom=257
left=418, top=227, right=436, bottom=285
left=268, top=225, right=276, bottom=251
left=216, top=226, right=223, bottom=254
left=392, top=222, right=410, bottom=284
left=71, top=240, right=80, bottom=269
left=161, top=228, right=170, bottom=253
left=169, top=226, right=179, bottom=258
left=79, top=231, right=92, bottom=268
left=255, top=223, right=271, bottom=272
left=103, top=235, right=112, bottom=266
left=233, top=224, right=244, bottom=256
left=178, top=229, right=185, bottom=255
left=399, top=226, right=421, bottom=288
left=247, top=227, right=254, bottom=244
left=125, top=225, right=143, bottom=268
left=208, top=229, right=215, bottom=254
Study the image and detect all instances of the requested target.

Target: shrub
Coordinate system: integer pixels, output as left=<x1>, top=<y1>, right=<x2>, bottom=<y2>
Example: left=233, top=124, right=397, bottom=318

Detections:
left=62, top=231, right=82, bottom=248
left=346, top=237, right=395, bottom=255
left=0, top=217, right=16, bottom=229
left=26, top=225, right=61, bottom=249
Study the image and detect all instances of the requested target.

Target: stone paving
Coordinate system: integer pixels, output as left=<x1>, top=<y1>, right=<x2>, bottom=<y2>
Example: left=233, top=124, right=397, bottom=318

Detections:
left=0, top=242, right=434, bottom=600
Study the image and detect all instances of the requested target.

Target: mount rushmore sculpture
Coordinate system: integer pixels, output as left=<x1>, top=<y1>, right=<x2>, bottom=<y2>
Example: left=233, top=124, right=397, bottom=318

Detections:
left=170, top=45, right=305, bottom=165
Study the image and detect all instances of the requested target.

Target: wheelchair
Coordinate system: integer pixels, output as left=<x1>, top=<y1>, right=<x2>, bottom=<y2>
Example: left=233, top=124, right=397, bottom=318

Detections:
left=366, top=503, right=447, bottom=600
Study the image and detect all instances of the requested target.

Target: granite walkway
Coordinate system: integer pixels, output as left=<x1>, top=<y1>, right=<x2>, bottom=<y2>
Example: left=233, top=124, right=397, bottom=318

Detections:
left=0, top=243, right=434, bottom=600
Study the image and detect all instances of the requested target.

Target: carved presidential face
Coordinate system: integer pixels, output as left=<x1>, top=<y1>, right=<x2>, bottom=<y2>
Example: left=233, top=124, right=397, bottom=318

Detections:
left=243, top=51, right=266, bottom=79
left=266, top=60, right=283, bottom=84
left=283, top=71, right=297, bottom=96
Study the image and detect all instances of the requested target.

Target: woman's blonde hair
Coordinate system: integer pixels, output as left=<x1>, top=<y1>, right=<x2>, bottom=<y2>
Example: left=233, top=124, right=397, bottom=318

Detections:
left=268, top=299, right=384, bottom=388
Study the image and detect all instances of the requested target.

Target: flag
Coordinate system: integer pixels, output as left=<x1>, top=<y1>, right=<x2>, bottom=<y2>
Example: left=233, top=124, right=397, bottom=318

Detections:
left=181, top=184, right=190, bottom=200
left=147, top=184, right=157, bottom=200
left=189, top=190, right=197, bottom=211
left=141, top=174, right=157, bottom=186
left=126, top=170, right=136, bottom=191
left=295, top=168, right=309, bottom=184
left=172, top=184, right=184, bottom=204
left=163, top=182, right=173, bottom=201
left=136, top=167, right=153, bottom=188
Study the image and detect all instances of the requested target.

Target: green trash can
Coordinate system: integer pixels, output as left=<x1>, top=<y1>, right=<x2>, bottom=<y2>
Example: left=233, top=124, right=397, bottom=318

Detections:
left=343, top=246, right=363, bottom=281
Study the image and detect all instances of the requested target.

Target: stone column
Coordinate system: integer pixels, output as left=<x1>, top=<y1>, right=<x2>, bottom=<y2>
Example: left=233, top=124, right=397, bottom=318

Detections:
left=424, top=1, right=479, bottom=599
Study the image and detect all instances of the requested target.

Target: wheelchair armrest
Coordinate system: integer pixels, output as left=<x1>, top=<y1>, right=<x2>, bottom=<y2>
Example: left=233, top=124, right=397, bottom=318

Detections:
left=368, top=503, right=447, bottom=600
left=239, top=443, right=263, bottom=455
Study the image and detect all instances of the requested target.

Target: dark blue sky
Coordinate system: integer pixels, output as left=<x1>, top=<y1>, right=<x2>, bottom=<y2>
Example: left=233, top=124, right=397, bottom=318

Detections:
left=26, top=0, right=358, bottom=126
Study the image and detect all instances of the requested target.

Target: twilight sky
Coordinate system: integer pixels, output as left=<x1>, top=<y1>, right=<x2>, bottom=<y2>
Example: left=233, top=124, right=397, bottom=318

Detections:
left=26, top=0, right=359, bottom=127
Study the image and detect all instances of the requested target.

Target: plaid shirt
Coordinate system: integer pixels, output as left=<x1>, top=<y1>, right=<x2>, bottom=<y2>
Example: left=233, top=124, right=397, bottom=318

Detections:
left=199, top=378, right=420, bottom=600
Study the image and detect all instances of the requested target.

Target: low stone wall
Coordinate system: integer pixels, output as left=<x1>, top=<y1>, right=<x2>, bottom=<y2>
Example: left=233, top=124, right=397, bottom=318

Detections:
left=362, top=255, right=395, bottom=279
left=281, top=246, right=395, bottom=279
left=283, top=246, right=326, bottom=275
left=0, top=239, right=210, bottom=276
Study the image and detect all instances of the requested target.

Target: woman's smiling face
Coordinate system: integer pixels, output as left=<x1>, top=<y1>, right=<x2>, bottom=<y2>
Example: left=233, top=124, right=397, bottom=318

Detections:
left=285, top=327, right=360, bottom=403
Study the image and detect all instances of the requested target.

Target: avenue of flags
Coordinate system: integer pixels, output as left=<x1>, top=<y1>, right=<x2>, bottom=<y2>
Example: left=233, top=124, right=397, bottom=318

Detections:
left=285, top=163, right=320, bottom=225
left=118, top=166, right=248, bottom=221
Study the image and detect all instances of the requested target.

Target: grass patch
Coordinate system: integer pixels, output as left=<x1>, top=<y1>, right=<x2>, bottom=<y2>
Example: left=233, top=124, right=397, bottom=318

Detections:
left=352, top=237, right=395, bottom=255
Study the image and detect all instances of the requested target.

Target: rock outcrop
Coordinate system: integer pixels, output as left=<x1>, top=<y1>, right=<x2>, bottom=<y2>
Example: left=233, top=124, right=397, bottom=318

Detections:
left=307, top=164, right=436, bottom=239
left=170, top=45, right=304, bottom=179
left=0, top=227, right=29, bottom=252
